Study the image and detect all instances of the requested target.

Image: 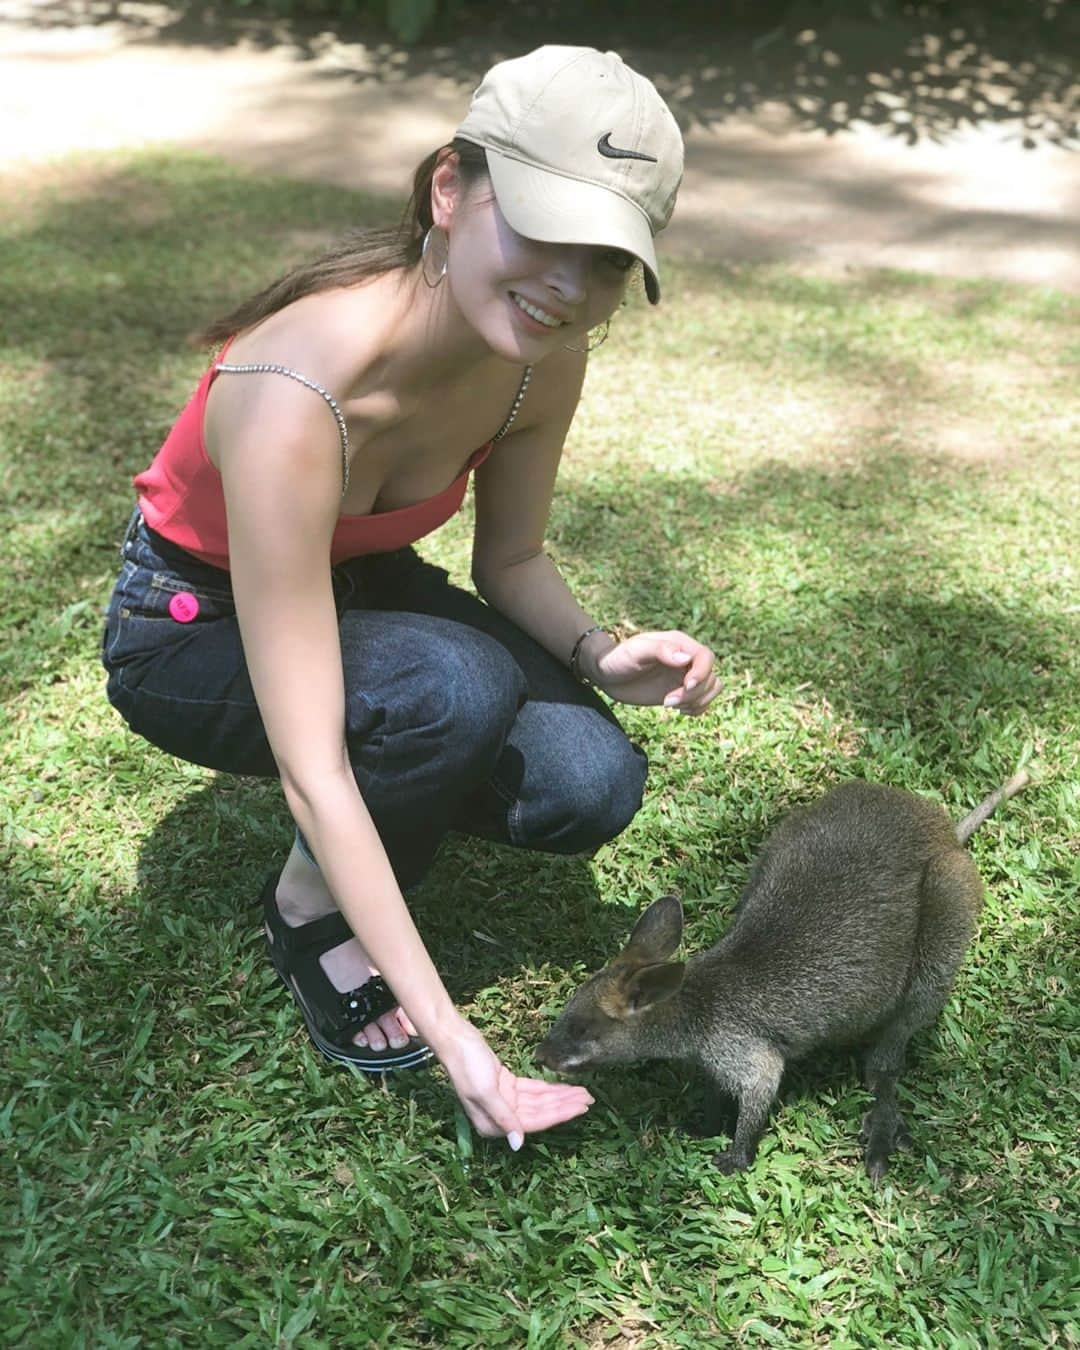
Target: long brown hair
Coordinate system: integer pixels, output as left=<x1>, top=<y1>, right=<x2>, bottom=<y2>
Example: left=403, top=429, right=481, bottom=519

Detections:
left=193, top=139, right=489, bottom=348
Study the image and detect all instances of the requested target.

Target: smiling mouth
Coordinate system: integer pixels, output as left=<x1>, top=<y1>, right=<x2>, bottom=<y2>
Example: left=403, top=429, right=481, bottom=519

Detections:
left=510, top=291, right=568, bottom=329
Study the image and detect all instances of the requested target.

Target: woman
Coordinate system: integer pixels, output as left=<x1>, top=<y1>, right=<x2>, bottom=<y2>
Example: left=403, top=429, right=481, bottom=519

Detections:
left=102, top=46, right=719, bottom=1151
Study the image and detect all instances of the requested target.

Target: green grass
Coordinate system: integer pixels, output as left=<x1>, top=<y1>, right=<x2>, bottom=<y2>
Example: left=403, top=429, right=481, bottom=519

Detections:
left=1, top=151, right=1078, bottom=1348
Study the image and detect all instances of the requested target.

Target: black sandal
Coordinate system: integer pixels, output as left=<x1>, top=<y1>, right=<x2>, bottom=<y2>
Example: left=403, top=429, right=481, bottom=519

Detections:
left=260, top=876, right=433, bottom=1073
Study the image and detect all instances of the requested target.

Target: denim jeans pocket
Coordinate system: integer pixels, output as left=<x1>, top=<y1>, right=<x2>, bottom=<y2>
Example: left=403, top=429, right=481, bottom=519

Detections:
left=103, top=557, right=237, bottom=673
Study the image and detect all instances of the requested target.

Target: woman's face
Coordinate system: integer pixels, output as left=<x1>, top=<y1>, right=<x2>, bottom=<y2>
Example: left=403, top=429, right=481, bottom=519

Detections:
left=438, top=168, right=635, bottom=362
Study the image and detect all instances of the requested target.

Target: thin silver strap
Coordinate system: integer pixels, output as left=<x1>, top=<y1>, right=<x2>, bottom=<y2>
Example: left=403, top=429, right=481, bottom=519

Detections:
left=214, top=361, right=350, bottom=497
left=492, top=365, right=533, bottom=443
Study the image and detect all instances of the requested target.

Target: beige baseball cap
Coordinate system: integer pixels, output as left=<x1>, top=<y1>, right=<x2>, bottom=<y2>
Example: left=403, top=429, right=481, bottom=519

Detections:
left=454, top=46, right=683, bottom=303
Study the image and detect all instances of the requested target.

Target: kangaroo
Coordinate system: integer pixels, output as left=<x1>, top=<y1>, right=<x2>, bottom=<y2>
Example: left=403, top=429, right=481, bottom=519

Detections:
left=536, top=772, right=1030, bottom=1183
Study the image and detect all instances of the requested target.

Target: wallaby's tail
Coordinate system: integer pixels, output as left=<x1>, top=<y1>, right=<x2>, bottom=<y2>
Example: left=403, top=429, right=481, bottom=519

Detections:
left=955, top=769, right=1031, bottom=845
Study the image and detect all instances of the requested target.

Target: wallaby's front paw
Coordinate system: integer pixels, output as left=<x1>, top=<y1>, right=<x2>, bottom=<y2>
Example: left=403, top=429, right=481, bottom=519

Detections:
left=713, top=1147, right=752, bottom=1175
left=860, top=1109, right=913, bottom=1185
left=864, top=1137, right=912, bottom=1186
left=865, top=1153, right=890, bottom=1186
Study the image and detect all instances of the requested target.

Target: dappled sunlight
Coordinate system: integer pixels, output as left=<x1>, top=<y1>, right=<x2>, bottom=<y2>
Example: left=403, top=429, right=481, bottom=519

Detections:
left=4, top=2, right=1077, bottom=290
left=14, top=1, right=1075, bottom=150
left=654, top=14, right=1077, bottom=149
left=577, top=270, right=1077, bottom=487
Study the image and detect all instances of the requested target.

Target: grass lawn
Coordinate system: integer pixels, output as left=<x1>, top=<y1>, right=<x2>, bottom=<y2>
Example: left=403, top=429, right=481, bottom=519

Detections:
left=1, top=151, right=1077, bottom=1348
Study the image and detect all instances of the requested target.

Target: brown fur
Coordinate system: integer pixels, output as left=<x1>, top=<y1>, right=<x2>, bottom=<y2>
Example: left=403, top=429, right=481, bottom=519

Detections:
left=536, top=772, right=1029, bottom=1182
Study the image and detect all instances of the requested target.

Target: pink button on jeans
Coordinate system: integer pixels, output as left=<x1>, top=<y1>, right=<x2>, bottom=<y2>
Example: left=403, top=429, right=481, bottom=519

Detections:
left=168, top=591, right=200, bottom=623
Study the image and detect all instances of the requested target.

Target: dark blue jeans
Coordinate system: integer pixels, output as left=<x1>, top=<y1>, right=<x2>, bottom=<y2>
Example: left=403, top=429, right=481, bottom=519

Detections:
left=102, top=510, right=647, bottom=890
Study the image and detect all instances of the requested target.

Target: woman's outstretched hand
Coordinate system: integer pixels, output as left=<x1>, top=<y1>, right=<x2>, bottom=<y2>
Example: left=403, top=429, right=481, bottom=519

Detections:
left=594, top=631, right=719, bottom=714
left=438, top=1020, right=594, bottom=1151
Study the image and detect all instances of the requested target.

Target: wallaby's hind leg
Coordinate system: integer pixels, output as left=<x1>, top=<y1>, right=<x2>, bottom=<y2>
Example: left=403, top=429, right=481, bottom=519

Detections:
left=862, top=848, right=982, bottom=1185
left=712, top=1043, right=784, bottom=1175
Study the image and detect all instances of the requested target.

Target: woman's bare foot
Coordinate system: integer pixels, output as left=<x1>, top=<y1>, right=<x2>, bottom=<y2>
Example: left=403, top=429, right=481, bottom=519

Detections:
left=274, top=839, right=418, bottom=1052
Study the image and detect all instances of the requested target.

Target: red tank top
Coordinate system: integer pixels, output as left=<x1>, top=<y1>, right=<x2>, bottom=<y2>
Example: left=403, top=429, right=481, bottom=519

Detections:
left=134, top=349, right=523, bottom=569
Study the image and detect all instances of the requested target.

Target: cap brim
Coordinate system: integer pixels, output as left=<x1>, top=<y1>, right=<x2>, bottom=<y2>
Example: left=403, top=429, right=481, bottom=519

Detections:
left=484, top=149, right=662, bottom=304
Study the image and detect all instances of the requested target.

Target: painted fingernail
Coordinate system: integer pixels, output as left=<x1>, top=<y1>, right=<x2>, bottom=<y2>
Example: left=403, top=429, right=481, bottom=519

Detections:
left=507, top=1131, right=524, bottom=1151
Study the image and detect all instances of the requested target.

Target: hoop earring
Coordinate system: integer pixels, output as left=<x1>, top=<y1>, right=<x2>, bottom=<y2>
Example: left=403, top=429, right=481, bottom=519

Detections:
left=563, top=318, right=610, bottom=353
left=421, top=227, right=449, bottom=288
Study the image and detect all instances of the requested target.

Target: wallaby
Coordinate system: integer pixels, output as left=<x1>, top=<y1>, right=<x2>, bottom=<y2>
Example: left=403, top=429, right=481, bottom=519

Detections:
left=536, top=772, right=1029, bottom=1183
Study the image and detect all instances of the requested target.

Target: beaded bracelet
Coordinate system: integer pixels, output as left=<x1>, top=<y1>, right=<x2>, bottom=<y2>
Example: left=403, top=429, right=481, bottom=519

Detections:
left=569, top=625, right=605, bottom=686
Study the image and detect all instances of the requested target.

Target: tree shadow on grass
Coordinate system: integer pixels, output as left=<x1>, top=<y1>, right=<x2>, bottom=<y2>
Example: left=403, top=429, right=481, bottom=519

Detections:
left=127, top=775, right=631, bottom=1020
left=2, top=769, right=623, bottom=1155
left=552, top=457, right=1076, bottom=737
left=6, top=835, right=1069, bottom=1341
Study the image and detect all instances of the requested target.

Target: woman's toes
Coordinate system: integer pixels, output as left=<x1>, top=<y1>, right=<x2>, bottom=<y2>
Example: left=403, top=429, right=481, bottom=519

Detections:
left=378, top=1011, right=410, bottom=1050
left=363, top=1021, right=388, bottom=1052
left=351, top=1011, right=412, bottom=1051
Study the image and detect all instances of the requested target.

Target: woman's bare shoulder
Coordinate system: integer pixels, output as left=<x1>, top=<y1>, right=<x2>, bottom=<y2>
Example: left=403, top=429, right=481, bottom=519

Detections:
left=203, top=283, right=403, bottom=467
left=220, top=284, right=388, bottom=391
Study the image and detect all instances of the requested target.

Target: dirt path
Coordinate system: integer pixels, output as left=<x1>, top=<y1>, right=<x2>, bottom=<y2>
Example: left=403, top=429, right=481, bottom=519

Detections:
left=2, top=1, right=1077, bottom=290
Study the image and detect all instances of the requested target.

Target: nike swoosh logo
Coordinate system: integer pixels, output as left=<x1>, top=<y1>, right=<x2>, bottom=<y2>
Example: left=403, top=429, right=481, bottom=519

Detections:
left=597, top=132, right=658, bottom=163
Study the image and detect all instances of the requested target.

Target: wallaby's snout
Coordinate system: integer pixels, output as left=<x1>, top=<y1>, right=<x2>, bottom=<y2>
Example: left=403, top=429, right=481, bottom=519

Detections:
left=535, top=895, right=687, bottom=1074
left=534, top=985, right=620, bottom=1075
left=534, top=1033, right=585, bottom=1075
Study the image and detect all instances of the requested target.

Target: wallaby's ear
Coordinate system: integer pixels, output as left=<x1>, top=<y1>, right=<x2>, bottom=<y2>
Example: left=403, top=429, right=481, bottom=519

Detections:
left=625, top=961, right=686, bottom=1014
left=623, top=895, right=683, bottom=966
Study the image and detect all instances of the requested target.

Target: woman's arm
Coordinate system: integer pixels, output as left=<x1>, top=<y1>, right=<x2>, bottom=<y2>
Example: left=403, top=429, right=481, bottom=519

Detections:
left=472, top=351, right=610, bottom=657
left=211, top=366, right=592, bottom=1142
left=472, top=353, right=719, bottom=714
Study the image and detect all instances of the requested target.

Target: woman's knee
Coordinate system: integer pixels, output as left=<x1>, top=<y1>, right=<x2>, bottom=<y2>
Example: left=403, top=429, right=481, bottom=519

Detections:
left=346, top=618, right=526, bottom=775
left=530, top=724, right=648, bottom=854
left=576, top=736, right=647, bottom=847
